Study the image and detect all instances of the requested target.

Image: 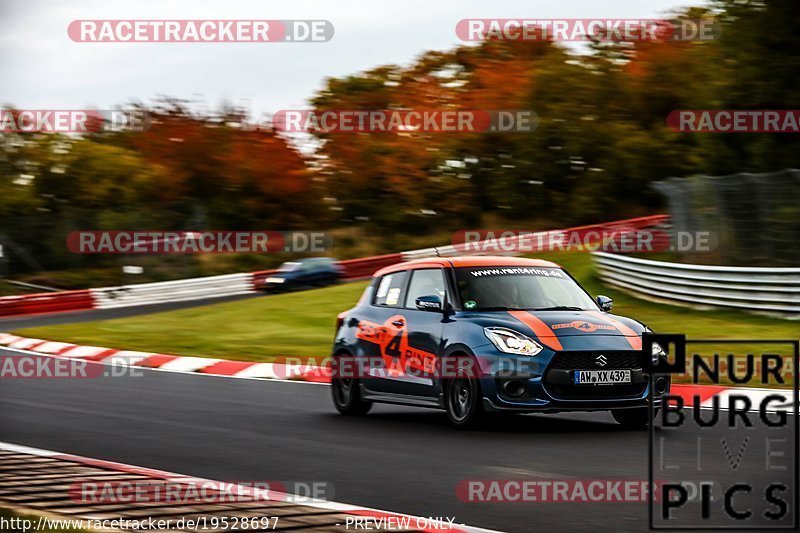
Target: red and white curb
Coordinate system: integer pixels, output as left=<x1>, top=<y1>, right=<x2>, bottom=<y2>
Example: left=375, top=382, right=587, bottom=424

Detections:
left=0, top=333, right=795, bottom=411
left=0, top=333, right=331, bottom=383
left=0, top=440, right=499, bottom=533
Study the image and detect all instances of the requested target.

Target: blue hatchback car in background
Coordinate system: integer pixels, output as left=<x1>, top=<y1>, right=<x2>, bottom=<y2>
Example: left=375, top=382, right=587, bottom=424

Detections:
left=257, top=257, right=344, bottom=292
left=330, top=256, right=669, bottom=428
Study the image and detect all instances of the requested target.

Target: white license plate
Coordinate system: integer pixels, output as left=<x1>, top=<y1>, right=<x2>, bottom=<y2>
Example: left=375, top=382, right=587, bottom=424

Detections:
left=573, top=369, right=631, bottom=385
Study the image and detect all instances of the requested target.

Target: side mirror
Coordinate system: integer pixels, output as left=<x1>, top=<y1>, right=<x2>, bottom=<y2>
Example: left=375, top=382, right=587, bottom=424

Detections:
left=596, top=295, right=613, bottom=312
left=416, top=295, right=443, bottom=312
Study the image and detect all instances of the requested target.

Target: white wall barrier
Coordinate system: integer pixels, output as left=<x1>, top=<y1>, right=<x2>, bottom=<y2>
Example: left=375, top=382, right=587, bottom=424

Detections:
left=592, top=251, right=800, bottom=316
left=91, top=272, right=255, bottom=309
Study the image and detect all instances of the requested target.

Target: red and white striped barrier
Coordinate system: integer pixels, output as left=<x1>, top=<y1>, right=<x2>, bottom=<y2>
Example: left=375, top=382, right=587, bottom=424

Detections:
left=1, top=333, right=794, bottom=412
left=0, top=289, right=94, bottom=317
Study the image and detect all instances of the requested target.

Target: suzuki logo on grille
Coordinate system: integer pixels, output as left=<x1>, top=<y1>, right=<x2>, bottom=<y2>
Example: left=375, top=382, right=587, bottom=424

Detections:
left=595, top=355, right=608, bottom=367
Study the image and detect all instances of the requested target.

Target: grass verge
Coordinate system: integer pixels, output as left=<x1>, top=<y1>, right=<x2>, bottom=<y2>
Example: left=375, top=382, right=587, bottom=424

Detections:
left=16, top=281, right=368, bottom=362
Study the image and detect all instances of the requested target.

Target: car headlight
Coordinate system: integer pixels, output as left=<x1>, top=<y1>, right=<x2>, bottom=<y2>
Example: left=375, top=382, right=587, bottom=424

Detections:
left=484, top=327, right=543, bottom=356
left=652, top=341, right=667, bottom=364
left=265, top=277, right=285, bottom=283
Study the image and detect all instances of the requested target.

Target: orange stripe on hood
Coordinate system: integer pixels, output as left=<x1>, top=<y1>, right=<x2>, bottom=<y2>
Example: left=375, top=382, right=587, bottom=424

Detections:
left=587, top=311, right=642, bottom=350
left=508, top=310, right=563, bottom=351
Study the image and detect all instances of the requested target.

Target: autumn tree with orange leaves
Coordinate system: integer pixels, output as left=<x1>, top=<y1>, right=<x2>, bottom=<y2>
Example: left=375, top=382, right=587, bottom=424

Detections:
left=1, top=0, right=798, bottom=278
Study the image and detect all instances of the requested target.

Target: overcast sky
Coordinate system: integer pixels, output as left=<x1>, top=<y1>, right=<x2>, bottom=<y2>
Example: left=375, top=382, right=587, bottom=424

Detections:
left=1, top=0, right=697, bottom=120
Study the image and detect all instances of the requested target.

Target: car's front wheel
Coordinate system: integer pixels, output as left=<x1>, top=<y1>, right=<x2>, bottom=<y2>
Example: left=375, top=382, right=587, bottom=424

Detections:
left=331, top=371, right=372, bottom=416
left=445, top=376, right=485, bottom=428
left=612, top=407, right=658, bottom=429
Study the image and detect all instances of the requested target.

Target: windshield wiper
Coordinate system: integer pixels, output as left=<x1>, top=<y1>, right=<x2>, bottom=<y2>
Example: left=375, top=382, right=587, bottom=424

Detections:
left=463, top=306, right=531, bottom=311
left=464, top=305, right=586, bottom=311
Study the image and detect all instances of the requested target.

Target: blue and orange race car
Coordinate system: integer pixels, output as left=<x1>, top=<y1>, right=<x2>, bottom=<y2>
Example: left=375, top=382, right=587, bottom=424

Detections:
left=330, top=256, right=669, bottom=428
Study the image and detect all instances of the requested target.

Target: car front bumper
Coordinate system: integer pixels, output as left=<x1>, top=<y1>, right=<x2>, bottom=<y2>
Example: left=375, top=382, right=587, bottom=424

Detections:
left=471, top=345, right=670, bottom=413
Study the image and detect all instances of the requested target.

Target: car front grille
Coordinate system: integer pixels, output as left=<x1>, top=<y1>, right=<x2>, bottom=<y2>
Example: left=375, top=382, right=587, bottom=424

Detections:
left=547, top=351, right=643, bottom=370
left=543, top=350, right=648, bottom=401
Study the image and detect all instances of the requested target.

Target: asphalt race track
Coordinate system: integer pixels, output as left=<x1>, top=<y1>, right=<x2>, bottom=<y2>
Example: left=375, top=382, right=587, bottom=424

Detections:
left=2, top=350, right=795, bottom=532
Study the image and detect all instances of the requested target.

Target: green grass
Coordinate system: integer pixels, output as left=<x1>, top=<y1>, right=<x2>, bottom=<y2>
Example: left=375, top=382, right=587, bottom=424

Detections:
left=13, top=252, right=798, bottom=381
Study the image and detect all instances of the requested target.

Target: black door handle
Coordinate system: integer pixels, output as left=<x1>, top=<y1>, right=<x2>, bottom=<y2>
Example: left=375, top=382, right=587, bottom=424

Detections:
left=392, top=320, right=405, bottom=327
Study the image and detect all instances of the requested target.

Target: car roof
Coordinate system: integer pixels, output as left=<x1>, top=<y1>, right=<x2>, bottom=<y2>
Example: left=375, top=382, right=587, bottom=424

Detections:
left=373, top=256, right=562, bottom=277
left=297, top=257, right=335, bottom=263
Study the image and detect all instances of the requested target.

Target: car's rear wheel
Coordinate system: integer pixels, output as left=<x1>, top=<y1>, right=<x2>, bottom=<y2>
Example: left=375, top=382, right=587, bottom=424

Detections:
left=331, top=360, right=371, bottom=416
left=445, top=375, right=485, bottom=428
left=612, top=407, right=658, bottom=429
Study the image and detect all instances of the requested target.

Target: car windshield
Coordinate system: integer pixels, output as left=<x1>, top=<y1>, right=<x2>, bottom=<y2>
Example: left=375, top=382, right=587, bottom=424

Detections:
left=278, top=261, right=301, bottom=272
left=454, top=266, right=598, bottom=311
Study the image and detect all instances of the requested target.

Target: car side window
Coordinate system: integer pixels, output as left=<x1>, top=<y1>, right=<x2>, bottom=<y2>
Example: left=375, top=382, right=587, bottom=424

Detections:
left=404, top=269, right=446, bottom=309
left=373, top=271, right=409, bottom=307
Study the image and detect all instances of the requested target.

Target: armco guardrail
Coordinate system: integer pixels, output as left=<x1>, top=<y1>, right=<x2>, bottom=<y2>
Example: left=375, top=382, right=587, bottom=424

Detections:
left=91, top=272, right=255, bottom=310
left=593, top=251, right=800, bottom=315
